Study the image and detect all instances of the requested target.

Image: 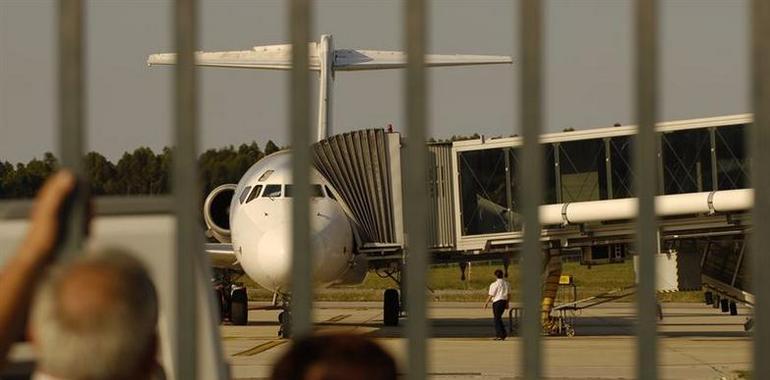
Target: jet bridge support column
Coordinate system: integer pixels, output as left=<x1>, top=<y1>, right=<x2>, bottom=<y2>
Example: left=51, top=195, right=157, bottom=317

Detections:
left=541, top=243, right=563, bottom=333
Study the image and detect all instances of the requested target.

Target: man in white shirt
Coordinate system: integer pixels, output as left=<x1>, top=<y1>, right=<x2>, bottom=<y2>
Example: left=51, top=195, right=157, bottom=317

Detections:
left=483, top=269, right=510, bottom=340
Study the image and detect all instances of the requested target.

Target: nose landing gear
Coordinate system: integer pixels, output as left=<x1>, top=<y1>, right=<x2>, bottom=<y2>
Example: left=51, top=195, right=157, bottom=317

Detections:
left=275, top=295, right=293, bottom=338
left=278, top=310, right=292, bottom=338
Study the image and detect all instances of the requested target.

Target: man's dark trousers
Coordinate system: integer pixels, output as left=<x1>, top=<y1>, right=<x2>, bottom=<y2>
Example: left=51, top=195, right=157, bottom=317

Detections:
left=492, top=300, right=507, bottom=339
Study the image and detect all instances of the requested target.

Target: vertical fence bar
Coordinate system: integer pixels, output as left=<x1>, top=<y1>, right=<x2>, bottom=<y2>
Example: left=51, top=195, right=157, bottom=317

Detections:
left=173, top=0, right=199, bottom=378
left=404, top=0, right=428, bottom=378
left=634, top=0, right=658, bottom=379
left=519, top=1, right=543, bottom=379
left=289, top=0, right=313, bottom=338
left=751, top=0, right=770, bottom=378
left=58, top=0, right=86, bottom=256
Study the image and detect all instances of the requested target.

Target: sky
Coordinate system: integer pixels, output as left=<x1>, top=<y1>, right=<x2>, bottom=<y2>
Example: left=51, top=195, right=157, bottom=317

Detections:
left=0, top=0, right=749, bottom=163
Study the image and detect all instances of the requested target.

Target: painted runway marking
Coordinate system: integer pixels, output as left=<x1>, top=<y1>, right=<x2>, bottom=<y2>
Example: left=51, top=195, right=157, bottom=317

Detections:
left=325, top=314, right=352, bottom=323
left=233, top=340, right=287, bottom=357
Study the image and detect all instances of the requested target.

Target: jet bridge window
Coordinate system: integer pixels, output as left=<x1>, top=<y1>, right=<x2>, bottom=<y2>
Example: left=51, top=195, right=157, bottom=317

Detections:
left=662, top=129, right=713, bottom=194
left=285, top=184, right=324, bottom=198
left=262, top=184, right=282, bottom=198
left=238, top=186, right=252, bottom=204
left=458, top=148, right=510, bottom=236
left=246, top=185, right=263, bottom=203
left=608, top=135, right=635, bottom=199
left=556, top=138, right=608, bottom=202
left=715, top=125, right=748, bottom=190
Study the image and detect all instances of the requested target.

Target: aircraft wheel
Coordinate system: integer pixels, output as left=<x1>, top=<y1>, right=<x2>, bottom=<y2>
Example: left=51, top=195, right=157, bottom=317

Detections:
left=383, top=289, right=400, bottom=327
left=214, top=287, right=226, bottom=322
left=745, top=318, right=755, bottom=332
left=230, top=287, right=248, bottom=326
left=730, top=301, right=738, bottom=316
left=704, top=291, right=713, bottom=305
left=713, top=295, right=721, bottom=309
left=565, top=325, right=575, bottom=337
left=278, top=311, right=291, bottom=338
left=720, top=298, right=730, bottom=313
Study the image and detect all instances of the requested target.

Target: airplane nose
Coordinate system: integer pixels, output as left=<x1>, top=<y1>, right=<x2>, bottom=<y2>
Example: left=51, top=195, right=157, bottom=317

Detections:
left=239, top=224, right=326, bottom=291
left=252, top=226, right=292, bottom=289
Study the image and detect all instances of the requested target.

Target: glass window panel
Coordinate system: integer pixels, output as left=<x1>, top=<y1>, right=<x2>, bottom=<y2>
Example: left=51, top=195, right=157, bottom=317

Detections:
left=506, top=148, right=521, bottom=230
left=558, top=139, right=608, bottom=201
left=661, top=129, right=713, bottom=194
left=285, top=184, right=324, bottom=198
left=542, top=144, right=557, bottom=204
left=246, top=185, right=263, bottom=203
left=258, top=170, right=274, bottom=182
left=238, top=186, right=252, bottom=204
left=325, top=185, right=337, bottom=200
left=262, top=184, right=282, bottom=198
left=715, top=125, right=749, bottom=190
left=505, top=144, right=555, bottom=230
left=701, top=237, right=749, bottom=291
left=458, top=148, right=510, bottom=235
left=609, top=136, right=635, bottom=199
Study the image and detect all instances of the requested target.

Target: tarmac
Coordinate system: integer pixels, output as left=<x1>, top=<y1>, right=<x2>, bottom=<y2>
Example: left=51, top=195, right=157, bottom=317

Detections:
left=222, top=301, right=752, bottom=380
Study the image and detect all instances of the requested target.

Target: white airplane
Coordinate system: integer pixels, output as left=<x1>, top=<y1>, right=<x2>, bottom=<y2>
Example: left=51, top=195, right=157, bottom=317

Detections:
left=148, top=34, right=512, bottom=336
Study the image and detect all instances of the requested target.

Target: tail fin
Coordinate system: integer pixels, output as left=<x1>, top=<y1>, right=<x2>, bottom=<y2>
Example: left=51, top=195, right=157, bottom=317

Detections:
left=147, top=44, right=512, bottom=71
left=147, top=34, right=512, bottom=141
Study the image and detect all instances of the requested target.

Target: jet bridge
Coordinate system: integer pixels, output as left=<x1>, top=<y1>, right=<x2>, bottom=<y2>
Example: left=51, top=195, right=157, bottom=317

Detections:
left=311, top=129, right=405, bottom=257
left=312, top=114, right=755, bottom=317
left=448, top=114, right=754, bottom=306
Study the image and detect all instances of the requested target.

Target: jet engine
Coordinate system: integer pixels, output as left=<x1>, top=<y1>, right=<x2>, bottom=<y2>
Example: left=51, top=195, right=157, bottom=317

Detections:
left=203, top=184, right=237, bottom=243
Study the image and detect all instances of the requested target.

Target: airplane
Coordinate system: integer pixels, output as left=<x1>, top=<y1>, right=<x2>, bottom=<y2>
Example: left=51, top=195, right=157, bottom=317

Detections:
left=148, top=34, right=513, bottom=337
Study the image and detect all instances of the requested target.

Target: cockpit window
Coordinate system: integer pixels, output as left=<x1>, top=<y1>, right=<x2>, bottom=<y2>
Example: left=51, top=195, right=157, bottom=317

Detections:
left=262, top=184, right=282, bottom=198
left=325, top=185, right=337, bottom=201
left=284, top=184, right=324, bottom=198
left=238, top=186, right=252, bottom=204
left=246, top=185, right=263, bottom=203
left=258, top=170, right=274, bottom=182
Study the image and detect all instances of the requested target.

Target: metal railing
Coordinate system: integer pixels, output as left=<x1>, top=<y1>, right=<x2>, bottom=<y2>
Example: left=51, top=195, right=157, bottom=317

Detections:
left=404, top=0, right=429, bottom=379
left=1, top=1, right=767, bottom=379
left=634, top=1, right=659, bottom=379
left=519, top=1, right=544, bottom=378
left=751, top=1, right=770, bottom=379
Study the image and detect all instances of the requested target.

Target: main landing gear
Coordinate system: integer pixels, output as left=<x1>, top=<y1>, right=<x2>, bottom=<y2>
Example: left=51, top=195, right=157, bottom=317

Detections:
left=376, top=265, right=403, bottom=327
left=383, top=288, right=400, bottom=326
left=213, top=270, right=249, bottom=326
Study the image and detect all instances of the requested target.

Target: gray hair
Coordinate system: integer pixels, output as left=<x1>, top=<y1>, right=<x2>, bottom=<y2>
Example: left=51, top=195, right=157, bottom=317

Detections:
left=31, top=249, right=159, bottom=380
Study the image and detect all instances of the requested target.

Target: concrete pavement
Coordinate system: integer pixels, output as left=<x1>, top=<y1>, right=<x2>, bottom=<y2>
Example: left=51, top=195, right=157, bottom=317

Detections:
left=220, top=301, right=751, bottom=379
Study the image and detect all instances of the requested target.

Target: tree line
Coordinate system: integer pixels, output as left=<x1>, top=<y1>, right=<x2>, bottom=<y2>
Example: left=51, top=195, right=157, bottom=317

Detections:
left=0, top=140, right=281, bottom=199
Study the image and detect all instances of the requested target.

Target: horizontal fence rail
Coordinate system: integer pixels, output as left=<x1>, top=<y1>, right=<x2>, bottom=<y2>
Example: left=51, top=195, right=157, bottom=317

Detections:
left=0, top=196, right=174, bottom=220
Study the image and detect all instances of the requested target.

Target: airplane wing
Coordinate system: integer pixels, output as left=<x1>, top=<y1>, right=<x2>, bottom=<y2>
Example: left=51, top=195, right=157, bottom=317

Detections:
left=205, top=243, right=242, bottom=271
left=147, top=44, right=512, bottom=71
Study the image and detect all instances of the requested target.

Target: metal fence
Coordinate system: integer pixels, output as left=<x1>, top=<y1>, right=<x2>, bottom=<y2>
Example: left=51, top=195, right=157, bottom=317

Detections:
left=3, top=0, right=769, bottom=379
